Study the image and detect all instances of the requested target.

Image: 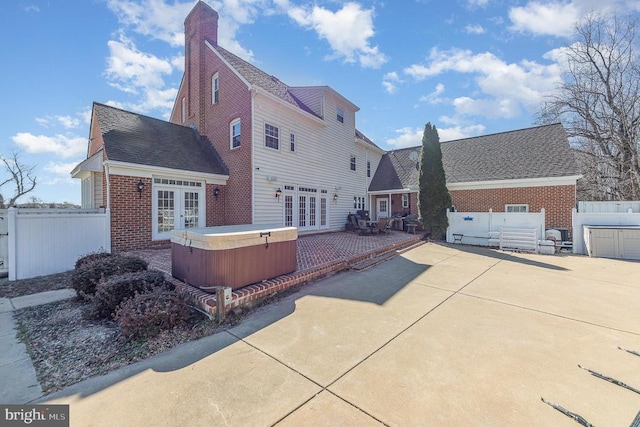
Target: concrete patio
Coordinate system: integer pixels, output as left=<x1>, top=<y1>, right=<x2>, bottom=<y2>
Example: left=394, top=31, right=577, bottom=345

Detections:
left=41, top=242, right=640, bottom=426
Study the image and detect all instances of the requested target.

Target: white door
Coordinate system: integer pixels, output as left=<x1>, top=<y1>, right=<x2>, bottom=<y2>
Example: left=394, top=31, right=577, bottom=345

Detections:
left=298, top=193, right=318, bottom=231
left=377, top=198, right=389, bottom=220
left=153, top=187, right=204, bottom=240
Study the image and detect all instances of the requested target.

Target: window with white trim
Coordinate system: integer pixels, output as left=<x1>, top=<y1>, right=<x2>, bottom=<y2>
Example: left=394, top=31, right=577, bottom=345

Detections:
left=367, top=161, right=371, bottom=177
left=290, top=133, right=295, bottom=152
left=181, top=97, right=186, bottom=123
left=350, top=155, right=356, bottom=171
left=212, top=73, right=219, bottom=104
left=402, top=193, right=409, bottom=208
left=230, top=118, right=241, bottom=149
left=337, top=107, right=344, bottom=123
left=265, top=123, right=279, bottom=149
left=505, top=204, right=529, bottom=213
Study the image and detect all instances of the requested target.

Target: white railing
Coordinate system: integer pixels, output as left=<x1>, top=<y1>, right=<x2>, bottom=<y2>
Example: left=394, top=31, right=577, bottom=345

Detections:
left=4, top=207, right=111, bottom=281
left=446, top=208, right=546, bottom=247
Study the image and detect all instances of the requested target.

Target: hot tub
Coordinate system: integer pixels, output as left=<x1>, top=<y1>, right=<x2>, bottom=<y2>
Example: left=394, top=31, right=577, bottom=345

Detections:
left=171, top=224, right=297, bottom=291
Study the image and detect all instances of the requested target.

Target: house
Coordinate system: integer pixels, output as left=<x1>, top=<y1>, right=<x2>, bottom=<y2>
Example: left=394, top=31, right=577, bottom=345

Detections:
left=368, top=123, right=582, bottom=231
left=73, top=1, right=384, bottom=252
left=72, top=2, right=581, bottom=252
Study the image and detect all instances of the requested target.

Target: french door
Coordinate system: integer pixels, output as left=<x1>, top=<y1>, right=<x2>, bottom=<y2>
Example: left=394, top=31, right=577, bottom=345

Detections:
left=153, top=183, right=204, bottom=240
left=284, top=186, right=328, bottom=231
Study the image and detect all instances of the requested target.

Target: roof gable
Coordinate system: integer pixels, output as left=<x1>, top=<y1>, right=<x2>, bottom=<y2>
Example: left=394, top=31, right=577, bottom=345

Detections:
left=93, top=103, right=228, bottom=176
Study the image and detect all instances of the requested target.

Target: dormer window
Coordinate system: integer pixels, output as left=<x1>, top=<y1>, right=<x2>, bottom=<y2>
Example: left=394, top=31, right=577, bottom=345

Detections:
left=212, top=73, right=219, bottom=104
left=337, top=107, right=344, bottom=123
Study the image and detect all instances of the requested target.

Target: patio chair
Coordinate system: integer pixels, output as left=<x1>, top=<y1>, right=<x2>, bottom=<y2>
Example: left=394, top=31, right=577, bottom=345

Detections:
left=385, top=218, right=394, bottom=234
left=376, top=217, right=388, bottom=235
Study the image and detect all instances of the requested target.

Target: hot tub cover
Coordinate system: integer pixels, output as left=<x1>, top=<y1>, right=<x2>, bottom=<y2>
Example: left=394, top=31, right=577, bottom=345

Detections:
left=171, top=224, right=298, bottom=251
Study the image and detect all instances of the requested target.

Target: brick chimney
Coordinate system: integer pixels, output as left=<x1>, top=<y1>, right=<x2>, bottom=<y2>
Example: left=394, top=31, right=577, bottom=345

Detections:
left=183, top=1, right=219, bottom=132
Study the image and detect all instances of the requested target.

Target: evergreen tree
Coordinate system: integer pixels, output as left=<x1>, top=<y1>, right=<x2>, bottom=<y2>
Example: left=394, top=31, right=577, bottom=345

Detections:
left=417, top=122, right=451, bottom=239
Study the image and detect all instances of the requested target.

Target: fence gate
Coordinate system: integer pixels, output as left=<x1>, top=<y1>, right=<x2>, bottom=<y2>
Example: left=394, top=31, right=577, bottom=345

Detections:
left=4, top=207, right=110, bottom=281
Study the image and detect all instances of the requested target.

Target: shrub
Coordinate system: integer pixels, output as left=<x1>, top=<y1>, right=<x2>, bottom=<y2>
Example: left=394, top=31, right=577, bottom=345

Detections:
left=87, top=270, right=174, bottom=320
left=70, top=255, right=148, bottom=299
left=115, top=288, right=192, bottom=339
left=74, top=251, right=113, bottom=270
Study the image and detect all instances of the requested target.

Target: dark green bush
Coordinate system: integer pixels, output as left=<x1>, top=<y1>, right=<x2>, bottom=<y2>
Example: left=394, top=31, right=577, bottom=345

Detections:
left=115, top=288, right=192, bottom=339
left=87, top=270, right=173, bottom=320
left=74, top=251, right=113, bottom=270
left=70, top=255, right=148, bottom=299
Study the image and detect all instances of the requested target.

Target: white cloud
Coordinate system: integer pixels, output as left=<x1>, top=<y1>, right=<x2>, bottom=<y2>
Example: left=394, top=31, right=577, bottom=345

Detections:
left=403, top=48, right=563, bottom=119
left=382, top=71, right=402, bottom=94
left=508, top=1, right=581, bottom=37
left=44, top=161, right=81, bottom=183
left=438, top=124, right=486, bottom=141
left=464, top=24, right=485, bottom=34
left=287, top=2, right=387, bottom=68
left=106, top=0, right=193, bottom=47
left=12, top=133, right=86, bottom=158
left=419, top=83, right=446, bottom=105
left=386, top=127, right=424, bottom=148
left=467, top=0, right=489, bottom=7
left=105, top=34, right=174, bottom=91
left=35, top=115, right=82, bottom=129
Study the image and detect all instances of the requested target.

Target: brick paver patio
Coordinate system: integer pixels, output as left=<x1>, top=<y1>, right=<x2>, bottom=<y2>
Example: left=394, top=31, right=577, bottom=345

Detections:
left=130, top=230, right=423, bottom=315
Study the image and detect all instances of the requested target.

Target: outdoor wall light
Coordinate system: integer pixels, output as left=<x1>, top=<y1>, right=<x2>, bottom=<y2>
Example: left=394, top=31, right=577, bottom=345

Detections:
left=275, top=188, right=282, bottom=199
left=136, top=180, right=145, bottom=198
left=213, top=187, right=221, bottom=198
left=333, top=193, right=339, bottom=202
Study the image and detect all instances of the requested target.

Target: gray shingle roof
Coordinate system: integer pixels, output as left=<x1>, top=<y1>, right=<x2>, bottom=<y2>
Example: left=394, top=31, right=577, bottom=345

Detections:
left=213, top=45, right=320, bottom=118
left=369, top=123, right=581, bottom=191
left=94, top=103, right=228, bottom=176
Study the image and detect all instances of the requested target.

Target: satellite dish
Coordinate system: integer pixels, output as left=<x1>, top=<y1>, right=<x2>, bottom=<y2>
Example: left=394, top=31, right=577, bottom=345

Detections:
left=409, top=151, right=418, bottom=161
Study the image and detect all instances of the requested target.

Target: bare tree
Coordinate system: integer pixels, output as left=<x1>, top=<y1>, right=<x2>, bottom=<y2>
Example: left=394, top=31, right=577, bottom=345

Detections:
left=537, top=13, right=640, bottom=200
left=0, top=151, right=37, bottom=208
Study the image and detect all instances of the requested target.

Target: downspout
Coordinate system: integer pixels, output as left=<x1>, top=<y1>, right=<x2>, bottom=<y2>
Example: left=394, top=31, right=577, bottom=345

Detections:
left=104, top=162, right=112, bottom=253
left=251, top=87, right=256, bottom=224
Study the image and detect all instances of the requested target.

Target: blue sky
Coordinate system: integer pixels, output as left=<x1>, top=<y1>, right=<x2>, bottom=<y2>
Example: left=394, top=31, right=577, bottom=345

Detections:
left=1, top=0, right=638, bottom=205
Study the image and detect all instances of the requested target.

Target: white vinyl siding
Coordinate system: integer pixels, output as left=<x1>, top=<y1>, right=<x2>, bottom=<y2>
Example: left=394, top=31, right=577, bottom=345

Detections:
left=252, top=90, right=382, bottom=230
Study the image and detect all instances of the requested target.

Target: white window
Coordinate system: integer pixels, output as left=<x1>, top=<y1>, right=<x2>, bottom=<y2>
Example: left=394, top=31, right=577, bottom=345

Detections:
left=290, top=133, right=295, bottom=152
left=230, top=118, right=241, bottom=149
left=212, top=73, right=219, bottom=104
left=265, top=123, right=279, bottom=149
left=181, top=97, right=186, bottom=123
left=505, top=204, right=529, bottom=213
left=367, top=161, right=371, bottom=177
left=402, top=194, right=409, bottom=208
left=350, top=155, right=356, bottom=171
left=337, top=107, right=344, bottom=123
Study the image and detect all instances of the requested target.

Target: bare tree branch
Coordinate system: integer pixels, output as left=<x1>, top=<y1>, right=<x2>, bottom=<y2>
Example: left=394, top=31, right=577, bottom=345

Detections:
left=0, top=151, right=37, bottom=208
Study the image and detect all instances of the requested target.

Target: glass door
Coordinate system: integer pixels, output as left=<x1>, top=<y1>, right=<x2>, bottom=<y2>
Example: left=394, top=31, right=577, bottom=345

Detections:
left=153, top=184, right=203, bottom=240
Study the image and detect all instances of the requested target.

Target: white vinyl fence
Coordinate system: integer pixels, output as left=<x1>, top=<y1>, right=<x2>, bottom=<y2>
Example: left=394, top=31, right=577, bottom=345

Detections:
left=578, top=201, right=640, bottom=213
left=446, top=208, right=546, bottom=247
left=572, top=207, right=640, bottom=255
left=3, top=207, right=111, bottom=281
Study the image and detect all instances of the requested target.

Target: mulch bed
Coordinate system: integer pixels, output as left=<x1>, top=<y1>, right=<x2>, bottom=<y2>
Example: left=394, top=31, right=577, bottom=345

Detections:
left=6, top=269, right=307, bottom=395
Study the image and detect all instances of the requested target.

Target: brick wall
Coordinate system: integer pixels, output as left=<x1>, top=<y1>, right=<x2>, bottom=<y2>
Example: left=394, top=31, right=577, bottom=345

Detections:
left=450, top=184, right=576, bottom=230
left=109, top=175, right=161, bottom=252
left=171, top=3, right=253, bottom=225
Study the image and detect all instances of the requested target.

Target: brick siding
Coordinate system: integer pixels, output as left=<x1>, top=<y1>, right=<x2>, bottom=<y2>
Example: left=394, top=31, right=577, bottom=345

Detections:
left=450, top=184, right=576, bottom=230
